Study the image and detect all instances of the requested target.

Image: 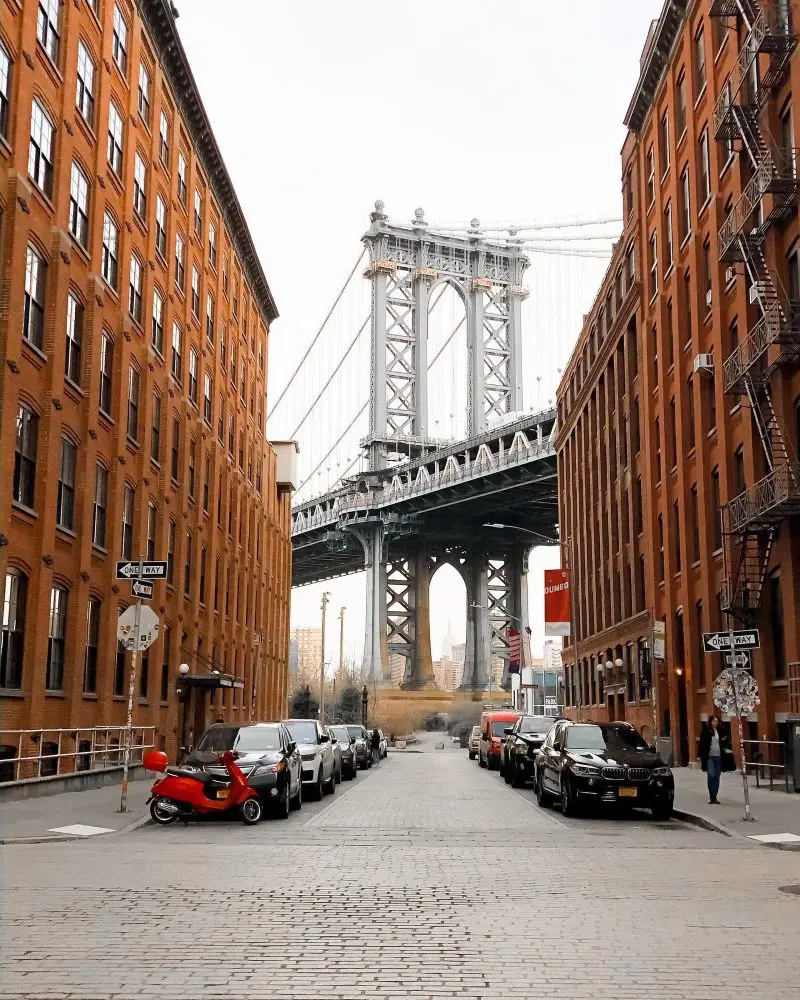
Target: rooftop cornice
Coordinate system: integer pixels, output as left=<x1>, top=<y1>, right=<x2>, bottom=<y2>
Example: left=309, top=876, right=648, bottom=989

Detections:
left=624, top=0, right=689, bottom=134
left=138, top=0, right=278, bottom=324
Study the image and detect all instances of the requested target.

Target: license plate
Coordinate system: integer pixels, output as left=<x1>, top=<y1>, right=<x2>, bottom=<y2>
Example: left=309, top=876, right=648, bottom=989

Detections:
left=216, top=789, right=229, bottom=800
left=618, top=786, right=637, bottom=798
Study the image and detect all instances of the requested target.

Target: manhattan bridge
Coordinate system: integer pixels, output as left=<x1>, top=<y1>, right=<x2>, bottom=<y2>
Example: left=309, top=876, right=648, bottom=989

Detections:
left=269, top=203, right=619, bottom=691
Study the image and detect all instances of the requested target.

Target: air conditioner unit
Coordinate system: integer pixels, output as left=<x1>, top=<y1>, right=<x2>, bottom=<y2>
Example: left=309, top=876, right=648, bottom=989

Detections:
left=725, top=266, right=736, bottom=285
left=748, top=283, right=761, bottom=305
left=705, top=289, right=713, bottom=309
left=693, top=353, right=714, bottom=374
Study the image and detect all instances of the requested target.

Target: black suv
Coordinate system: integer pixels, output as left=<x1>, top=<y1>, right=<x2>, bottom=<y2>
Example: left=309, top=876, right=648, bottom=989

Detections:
left=501, top=715, right=559, bottom=787
left=534, top=720, right=674, bottom=820
left=187, top=722, right=302, bottom=817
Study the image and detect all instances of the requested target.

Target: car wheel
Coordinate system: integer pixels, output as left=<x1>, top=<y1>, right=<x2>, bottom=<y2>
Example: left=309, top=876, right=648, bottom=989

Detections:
left=240, top=797, right=263, bottom=825
left=503, top=759, right=512, bottom=784
left=468, top=751, right=476, bottom=760
left=651, top=802, right=673, bottom=821
left=291, top=777, right=302, bottom=811
left=499, top=756, right=505, bottom=778
left=311, top=770, right=324, bottom=801
left=511, top=760, right=524, bottom=788
left=535, top=771, right=549, bottom=807
left=149, top=797, right=179, bottom=825
left=275, top=780, right=290, bottom=820
left=325, top=767, right=336, bottom=795
left=479, top=750, right=487, bottom=768
left=335, top=763, right=342, bottom=784
left=560, top=776, right=577, bottom=818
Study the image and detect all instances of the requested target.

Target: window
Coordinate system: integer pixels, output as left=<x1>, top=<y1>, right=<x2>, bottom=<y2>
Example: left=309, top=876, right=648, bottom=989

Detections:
left=669, top=396, right=678, bottom=467
left=92, top=464, right=108, bottom=546
left=209, top=222, right=217, bottom=269
left=665, top=299, right=674, bottom=368
left=698, top=129, right=711, bottom=205
left=151, top=391, right=161, bottom=461
left=203, top=455, right=210, bottom=512
left=177, top=152, right=187, bottom=205
left=28, top=100, right=54, bottom=197
left=37, top=0, right=60, bottom=63
left=137, top=63, right=151, bottom=124
left=46, top=586, right=68, bottom=691
left=114, top=634, right=125, bottom=696
left=705, top=363, right=717, bottom=431
left=657, top=514, right=665, bottom=581
left=167, top=520, right=176, bottom=583
left=76, top=41, right=95, bottom=126
left=99, top=333, right=113, bottom=414
left=159, top=110, right=170, bottom=164
left=57, top=437, right=77, bottom=530
left=191, top=265, right=200, bottom=317
left=171, top=415, right=180, bottom=480
left=199, top=546, right=207, bottom=604
left=769, top=572, right=786, bottom=680
left=155, top=194, right=167, bottom=258
left=673, top=500, right=682, bottom=572
left=214, top=557, right=220, bottom=609
left=238, top=430, right=244, bottom=469
left=1, top=570, right=27, bottom=690
left=0, top=46, right=11, bottom=144
left=679, top=166, right=691, bottom=242
left=228, top=485, right=234, bottom=534
left=24, top=244, right=47, bottom=349
left=170, top=321, right=183, bottom=383
left=13, top=405, right=38, bottom=509
left=702, top=239, right=712, bottom=311
left=240, top=358, right=246, bottom=402
left=228, top=413, right=235, bottom=455
left=68, top=162, right=90, bottom=248
left=683, top=270, right=692, bottom=344
left=188, top=439, right=196, bottom=497
left=730, top=317, right=739, bottom=356
left=648, top=232, right=658, bottom=299
left=634, top=475, right=643, bottom=534
left=84, top=597, right=100, bottom=694
left=151, top=287, right=164, bottom=353
left=721, top=80, right=734, bottom=164
left=695, top=600, right=705, bottom=689
left=203, top=373, right=213, bottom=424
left=220, top=327, right=227, bottom=371
left=676, top=72, right=687, bottom=137
left=194, top=188, right=202, bottom=237
left=174, top=232, right=185, bottom=290
left=133, top=152, right=147, bottom=217
left=121, top=484, right=134, bottom=559
left=711, top=466, right=722, bottom=550
left=230, top=342, right=236, bottom=382
left=112, top=4, right=128, bottom=74
left=690, top=485, right=700, bottom=562
left=646, top=146, right=655, bottom=206
left=139, top=646, right=149, bottom=700
left=107, top=100, right=124, bottom=175
left=218, top=399, right=225, bottom=443
left=687, top=375, right=696, bottom=450
left=663, top=201, right=673, bottom=273
left=146, top=501, right=157, bottom=560
left=734, top=445, right=746, bottom=494
left=102, top=212, right=119, bottom=288
left=780, top=102, right=796, bottom=178
left=206, top=293, right=215, bottom=343
left=129, top=255, right=143, bottom=324
left=655, top=416, right=662, bottom=481
left=659, top=111, right=670, bottom=175
left=127, top=365, right=140, bottom=440
left=184, top=533, right=192, bottom=596
left=694, top=26, right=706, bottom=95
left=160, top=626, right=171, bottom=702
left=188, top=349, right=198, bottom=403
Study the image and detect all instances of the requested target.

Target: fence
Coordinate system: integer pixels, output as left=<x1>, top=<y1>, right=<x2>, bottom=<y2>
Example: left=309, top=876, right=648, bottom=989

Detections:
left=743, top=738, right=790, bottom=792
left=0, top=726, right=156, bottom=784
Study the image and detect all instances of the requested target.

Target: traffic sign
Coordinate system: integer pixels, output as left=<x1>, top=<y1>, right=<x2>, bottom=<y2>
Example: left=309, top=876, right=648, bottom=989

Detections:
left=116, top=560, right=168, bottom=580
left=723, top=650, right=751, bottom=669
left=702, top=629, right=760, bottom=653
left=117, top=605, right=160, bottom=651
left=131, top=579, right=153, bottom=600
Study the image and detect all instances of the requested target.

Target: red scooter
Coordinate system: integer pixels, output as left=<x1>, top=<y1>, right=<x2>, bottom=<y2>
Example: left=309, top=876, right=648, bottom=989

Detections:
left=143, top=749, right=263, bottom=825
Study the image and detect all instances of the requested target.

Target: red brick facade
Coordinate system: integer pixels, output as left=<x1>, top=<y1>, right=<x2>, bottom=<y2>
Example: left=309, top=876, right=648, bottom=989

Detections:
left=0, top=0, right=292, bottom=776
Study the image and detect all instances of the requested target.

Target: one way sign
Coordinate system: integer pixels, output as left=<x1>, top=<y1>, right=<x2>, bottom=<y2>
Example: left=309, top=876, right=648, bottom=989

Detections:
left=116, top=560, right=168, bottom=580
left=702, top=629, right=760, bottom=653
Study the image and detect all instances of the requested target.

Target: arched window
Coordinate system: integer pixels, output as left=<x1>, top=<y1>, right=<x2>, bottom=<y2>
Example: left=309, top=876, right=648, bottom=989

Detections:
left=1, top=569, right=28, bottom=689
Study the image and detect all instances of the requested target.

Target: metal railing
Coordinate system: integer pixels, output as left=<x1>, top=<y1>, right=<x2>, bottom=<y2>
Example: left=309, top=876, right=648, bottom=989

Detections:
left=790, top=661, right=800, bottom=716
left=743, top=738, right=790, bottom=792
left=724, top=462, right=800, bottom=532
left=0, top=726, right=156, bottom=784
left=723, top=299, right=800, bottom=393
left=712, top=11, right=767, bottom=137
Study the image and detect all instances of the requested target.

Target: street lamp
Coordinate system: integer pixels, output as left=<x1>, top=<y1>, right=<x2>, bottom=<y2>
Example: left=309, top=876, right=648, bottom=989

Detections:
left=177, top=663, right=190, bottom=756
left=361, top=685, right=369, bottom=727
left=320, top=592, right=332, bottom=724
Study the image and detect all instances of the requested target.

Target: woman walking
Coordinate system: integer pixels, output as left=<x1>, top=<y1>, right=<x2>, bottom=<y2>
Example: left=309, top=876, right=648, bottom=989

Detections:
left=699, top=714, right=733, bottom=804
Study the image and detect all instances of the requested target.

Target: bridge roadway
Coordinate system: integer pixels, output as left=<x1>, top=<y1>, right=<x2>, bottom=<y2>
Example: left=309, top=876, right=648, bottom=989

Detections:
left=291, top=408, right=558, bottom=588
left=2, top=734, right=797, bottom=999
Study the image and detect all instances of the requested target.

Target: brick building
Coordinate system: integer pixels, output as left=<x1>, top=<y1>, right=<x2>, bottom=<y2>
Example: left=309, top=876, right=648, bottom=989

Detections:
left=557, top=0, right=800, bottom=765
left=0, top=0, right=293, bottom=779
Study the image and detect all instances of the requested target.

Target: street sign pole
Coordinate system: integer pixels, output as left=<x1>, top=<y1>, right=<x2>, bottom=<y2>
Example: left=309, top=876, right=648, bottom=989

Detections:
left=728, top=619, right=753, bottom=823
left=119, top=556, right=143, bottom=814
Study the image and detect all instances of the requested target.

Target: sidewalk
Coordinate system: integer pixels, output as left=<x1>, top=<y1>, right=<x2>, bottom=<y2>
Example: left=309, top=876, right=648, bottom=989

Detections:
left=673, top=767, right=800, bottom=848
left=0, top=777, right=151, bottom=844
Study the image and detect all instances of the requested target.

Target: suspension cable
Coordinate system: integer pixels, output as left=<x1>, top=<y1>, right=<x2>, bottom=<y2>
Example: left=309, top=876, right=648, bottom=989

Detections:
left=268, top=248, right=366, bottom=420
left=296, top=401, right=369, bottom=493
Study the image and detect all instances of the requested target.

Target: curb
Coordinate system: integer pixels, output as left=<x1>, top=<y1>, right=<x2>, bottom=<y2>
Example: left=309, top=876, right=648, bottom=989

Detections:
left=0, top=810, right=151, bottom=846
left=673, top=808, right=734, bottom=838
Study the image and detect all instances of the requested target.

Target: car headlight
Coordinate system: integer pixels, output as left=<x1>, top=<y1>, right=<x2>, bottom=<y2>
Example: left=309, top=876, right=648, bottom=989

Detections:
left=300, top=752, right=317, bottom=762
left=652, top=765, right=671, bottom=777
left=252, top=761, right=285, bottom=776
left=570, top=763, right=600, bottom=776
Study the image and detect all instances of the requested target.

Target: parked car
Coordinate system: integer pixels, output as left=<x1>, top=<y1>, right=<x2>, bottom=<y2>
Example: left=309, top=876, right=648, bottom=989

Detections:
left=345, top=724, right=372, bottom=769
left=329, top=725, right=358, bottom=779
left=377, top=729, right=388, bottom=759
left=187, top=722, right=302, bottom=817
left=534, top=720, right=674, bottom=820
left=467, top=726, right=481, bottom=760
left=478, top=710, right=521, bottom=770
left=326, top=727, right=343, bottom=783
left=283, top=719, right=336, bottom=800
left=501, top=715, right=559, bottom=787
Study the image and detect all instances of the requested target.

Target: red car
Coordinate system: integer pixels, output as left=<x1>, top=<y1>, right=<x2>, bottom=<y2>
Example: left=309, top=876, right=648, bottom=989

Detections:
left=478, top=710, right=521, bottom=770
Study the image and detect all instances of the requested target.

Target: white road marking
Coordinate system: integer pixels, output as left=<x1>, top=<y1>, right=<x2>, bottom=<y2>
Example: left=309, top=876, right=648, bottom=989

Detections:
left=748, top=832, right=800, bottom=844
left=48, top=824, right=115, bottom=837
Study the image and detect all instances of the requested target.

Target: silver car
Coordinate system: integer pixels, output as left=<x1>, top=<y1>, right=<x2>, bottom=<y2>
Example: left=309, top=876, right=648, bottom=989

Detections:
left=329, top=725, right=358, bottom=779
left=283, top=719, right=336, bottom=800
left=326, top=726, right=343, bottom=784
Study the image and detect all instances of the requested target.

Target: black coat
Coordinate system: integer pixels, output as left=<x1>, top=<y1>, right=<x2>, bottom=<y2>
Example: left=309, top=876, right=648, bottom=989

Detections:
left=699, top=724, right=736, bottom=772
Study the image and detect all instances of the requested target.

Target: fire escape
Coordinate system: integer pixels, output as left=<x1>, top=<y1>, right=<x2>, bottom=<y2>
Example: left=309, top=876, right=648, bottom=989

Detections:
left=710, top=0, right=800, bottom=621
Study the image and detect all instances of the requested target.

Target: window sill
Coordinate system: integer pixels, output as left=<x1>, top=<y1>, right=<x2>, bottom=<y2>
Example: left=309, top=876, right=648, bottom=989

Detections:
left=98, top=409, right=115, bottom=430
left=138, top=699, right=149, bottom=706
left=0, top=688, right=25, bottom=699
left=697, top=194, right=712, bottom=222
left=772, top=679, right=788, bottom=688
left=712, top=546, right=723, bottom=559
left=45, top=690, right=66, bottom=698
left=11, top=500, right=37, bottom=521
left=92, top=543, right=108, bottom=556
left=113, top=695, right=126, bottom=702
left=64, top=377, right=86, bottom=403
left=36, top=41, right=64, bottom=87
left=126, top=435, right=140, bottom=453
left=82, top=693, right=98, bottom=701
left=56, top=524, right=77, bottom=541
left=21, top=337, right=48, bottom=367
left=693, top=84, right=707, bottom=112
left=720, top=153, right=735, bottom=181
left=679, top=230, right=692, bottom=252
left=707, top=425, right=718, bottom=441
left=664, top=263, right=675, bottom=283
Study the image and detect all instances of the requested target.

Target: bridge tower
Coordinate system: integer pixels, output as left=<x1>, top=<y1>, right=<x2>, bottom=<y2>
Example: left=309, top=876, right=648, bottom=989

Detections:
left=355, top=203, right=532, bottom=691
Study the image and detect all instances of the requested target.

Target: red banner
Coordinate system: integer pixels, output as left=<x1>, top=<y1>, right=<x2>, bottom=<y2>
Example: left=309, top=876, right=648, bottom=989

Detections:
left=508, top=630, right=521, bottom=670
left=544, top=569, right=571, bottom=637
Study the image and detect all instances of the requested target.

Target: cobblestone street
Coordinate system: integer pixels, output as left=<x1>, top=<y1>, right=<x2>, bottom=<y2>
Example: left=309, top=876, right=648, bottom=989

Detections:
left=2, top=738, right=800, bottom=999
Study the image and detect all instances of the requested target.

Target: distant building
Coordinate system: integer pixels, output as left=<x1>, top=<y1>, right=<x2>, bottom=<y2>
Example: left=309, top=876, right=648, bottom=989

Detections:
left=452, top=643, right=466, bottom=666
left=389, top=653, right=406, bottom=687
left=289, top=640, right=300, bottom=676
left=433, top=656, right=464, bottom=691
left=290, top=627, right=323, bottom=678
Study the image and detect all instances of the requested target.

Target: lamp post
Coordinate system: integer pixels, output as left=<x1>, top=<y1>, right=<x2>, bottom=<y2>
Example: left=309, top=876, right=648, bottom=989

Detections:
left=484, top=523, right=581, bottom=719
left=361, top=685, right=369, bottom=727
left=320, top=591, right=332, bottom=724
left=177, top=662, right=190, bottom=757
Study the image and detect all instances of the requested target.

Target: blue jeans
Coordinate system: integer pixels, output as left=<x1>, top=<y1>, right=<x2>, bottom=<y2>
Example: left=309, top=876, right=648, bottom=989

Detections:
left=706, top=755, right=722, bottom=801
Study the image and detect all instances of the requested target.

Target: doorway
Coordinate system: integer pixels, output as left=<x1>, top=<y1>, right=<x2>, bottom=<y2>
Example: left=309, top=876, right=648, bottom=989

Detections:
left=607, top=694, right=616, bottom=721
left=191, top=688, right=208, bottom=749
left=676, top=670, right=689, bottom=765
left=616, top=692, right=626, bottom=723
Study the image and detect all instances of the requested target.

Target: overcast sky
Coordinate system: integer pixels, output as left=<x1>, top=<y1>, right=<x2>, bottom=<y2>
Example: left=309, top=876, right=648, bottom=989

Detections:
left=177, top=0, right=663, bottom=671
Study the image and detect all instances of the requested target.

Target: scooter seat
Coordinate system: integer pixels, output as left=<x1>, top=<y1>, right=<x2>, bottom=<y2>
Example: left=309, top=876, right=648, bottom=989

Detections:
left=164, top=766, right=217, bottom=784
